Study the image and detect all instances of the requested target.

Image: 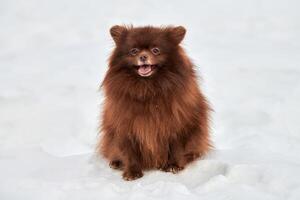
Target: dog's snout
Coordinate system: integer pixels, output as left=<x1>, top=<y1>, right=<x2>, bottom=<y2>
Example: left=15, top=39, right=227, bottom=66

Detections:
left=139, top=54, right=148, bottom=62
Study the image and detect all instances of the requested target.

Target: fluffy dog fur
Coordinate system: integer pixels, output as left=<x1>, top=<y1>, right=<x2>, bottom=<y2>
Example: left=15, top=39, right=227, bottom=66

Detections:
left=98, top=25, right=211, bottom=181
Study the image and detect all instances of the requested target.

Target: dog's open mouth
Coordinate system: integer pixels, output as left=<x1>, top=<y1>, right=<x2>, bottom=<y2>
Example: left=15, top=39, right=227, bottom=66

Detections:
left=137, top=64, right=157, bottom=77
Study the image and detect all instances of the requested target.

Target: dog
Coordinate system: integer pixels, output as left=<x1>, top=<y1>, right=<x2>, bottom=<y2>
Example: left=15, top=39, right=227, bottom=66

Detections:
left=98, top=25, right=211, bottom=181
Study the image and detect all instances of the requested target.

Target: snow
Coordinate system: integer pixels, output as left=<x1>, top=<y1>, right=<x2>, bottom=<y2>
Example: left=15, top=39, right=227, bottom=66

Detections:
left=1, top=0, right=300, bottom=199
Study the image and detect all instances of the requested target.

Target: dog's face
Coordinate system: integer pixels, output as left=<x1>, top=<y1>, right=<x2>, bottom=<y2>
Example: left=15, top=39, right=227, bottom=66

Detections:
left=109, top=25, right=186, bottom=78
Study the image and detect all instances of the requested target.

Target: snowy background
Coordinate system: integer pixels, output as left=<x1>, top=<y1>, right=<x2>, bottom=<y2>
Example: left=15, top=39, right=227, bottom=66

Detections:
left=1, top=0, right=300, bottom=199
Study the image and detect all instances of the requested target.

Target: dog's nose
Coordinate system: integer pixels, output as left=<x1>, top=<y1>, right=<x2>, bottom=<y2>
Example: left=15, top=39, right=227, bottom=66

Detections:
left=139, top=55, right=148, bottom=62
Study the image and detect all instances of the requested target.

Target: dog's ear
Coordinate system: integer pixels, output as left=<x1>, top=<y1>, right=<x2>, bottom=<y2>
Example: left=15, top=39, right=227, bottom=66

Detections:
left=110, top=25, right=127, bottom=44
left=169, top=26, right=186, bottom=44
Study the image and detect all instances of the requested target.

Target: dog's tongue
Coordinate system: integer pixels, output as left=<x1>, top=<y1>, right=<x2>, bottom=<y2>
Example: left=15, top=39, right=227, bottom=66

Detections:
left=138, top=65, right=151, bottom=75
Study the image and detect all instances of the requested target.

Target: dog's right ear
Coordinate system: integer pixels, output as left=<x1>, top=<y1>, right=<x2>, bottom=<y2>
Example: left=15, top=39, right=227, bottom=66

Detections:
left=110, top=25, right=126, bottom=44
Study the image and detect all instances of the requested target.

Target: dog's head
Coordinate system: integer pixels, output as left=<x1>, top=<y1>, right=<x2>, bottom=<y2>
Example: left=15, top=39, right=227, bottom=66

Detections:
left=109, top=25, right=186, bottom=78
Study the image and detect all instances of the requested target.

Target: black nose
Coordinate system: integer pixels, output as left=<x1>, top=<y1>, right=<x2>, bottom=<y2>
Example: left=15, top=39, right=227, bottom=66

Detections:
left=139, top=55, right=148, bottom=62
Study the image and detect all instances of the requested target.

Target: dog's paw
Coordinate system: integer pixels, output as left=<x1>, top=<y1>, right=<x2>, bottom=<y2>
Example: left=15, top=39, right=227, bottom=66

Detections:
left=109, top=160, right=123, bottom=170
left=122, top=169, right=143, bottom=181
left=160, top=163, right=184, bottom=174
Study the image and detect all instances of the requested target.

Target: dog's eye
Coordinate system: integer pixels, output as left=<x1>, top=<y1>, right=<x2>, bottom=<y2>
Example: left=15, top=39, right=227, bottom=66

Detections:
left=130, top=48, right=139, bottom=56
left=151, top=47, right=160, bottom=55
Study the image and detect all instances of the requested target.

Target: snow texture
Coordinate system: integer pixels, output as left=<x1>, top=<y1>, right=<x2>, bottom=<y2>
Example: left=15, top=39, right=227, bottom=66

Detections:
left=1, top=0, right=300, bottom=199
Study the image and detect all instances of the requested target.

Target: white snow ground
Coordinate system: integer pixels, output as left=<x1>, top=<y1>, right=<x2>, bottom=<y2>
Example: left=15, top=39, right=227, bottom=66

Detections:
left=1, top=0, right=300, bottom=199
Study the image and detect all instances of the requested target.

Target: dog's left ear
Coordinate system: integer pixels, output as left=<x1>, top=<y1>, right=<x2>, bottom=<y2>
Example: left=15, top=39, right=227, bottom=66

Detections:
left=169, top=26, right=186, bottom=44
left=110, top=25, right=127, bottom=44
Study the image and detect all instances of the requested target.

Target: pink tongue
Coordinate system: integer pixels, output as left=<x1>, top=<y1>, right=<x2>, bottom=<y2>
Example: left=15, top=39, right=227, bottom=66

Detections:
left=138, top=66, right=151, bottom=75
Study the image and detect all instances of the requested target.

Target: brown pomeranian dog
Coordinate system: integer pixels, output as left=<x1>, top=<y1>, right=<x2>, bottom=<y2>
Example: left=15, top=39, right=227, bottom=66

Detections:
left=98, top=25, right=211, bottom=181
